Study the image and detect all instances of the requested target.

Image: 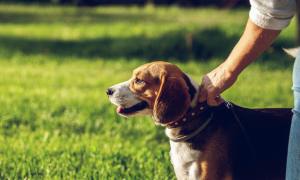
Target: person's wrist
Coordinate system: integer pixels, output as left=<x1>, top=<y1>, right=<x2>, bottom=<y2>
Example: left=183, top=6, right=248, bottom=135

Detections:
left=221, top=60, right=240, bottom=81
left=219, top=61, right=239, bottom=90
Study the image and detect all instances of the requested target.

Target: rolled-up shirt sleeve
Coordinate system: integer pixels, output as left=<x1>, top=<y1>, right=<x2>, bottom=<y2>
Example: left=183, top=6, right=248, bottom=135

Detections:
left=249, top=0, right=296, bottom=30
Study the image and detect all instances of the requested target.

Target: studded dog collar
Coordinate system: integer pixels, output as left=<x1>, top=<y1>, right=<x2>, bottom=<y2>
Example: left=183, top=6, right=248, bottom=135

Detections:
left=166, top=101, right=210, bottom=129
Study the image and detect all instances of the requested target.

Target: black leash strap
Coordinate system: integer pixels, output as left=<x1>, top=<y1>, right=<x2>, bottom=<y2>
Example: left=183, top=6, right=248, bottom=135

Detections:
left=224, top=101, right=257, bottom=164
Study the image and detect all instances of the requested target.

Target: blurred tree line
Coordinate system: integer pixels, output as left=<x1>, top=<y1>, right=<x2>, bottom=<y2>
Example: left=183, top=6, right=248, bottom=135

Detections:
left=0, top=0, right=248, bottom=7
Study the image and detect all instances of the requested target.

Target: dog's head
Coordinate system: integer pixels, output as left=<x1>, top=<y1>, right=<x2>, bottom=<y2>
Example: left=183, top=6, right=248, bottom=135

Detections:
left=107, top=61, right=197, bottom=125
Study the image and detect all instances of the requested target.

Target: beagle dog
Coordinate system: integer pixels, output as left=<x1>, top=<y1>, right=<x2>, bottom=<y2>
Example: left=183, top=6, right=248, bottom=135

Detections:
left=107, top=61, right=292, bottom=180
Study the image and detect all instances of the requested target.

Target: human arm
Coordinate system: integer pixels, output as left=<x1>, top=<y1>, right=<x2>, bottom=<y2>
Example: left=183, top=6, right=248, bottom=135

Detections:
left=199, top=19, right=281, bottom=106
left=199, top=0, right=296, bottom=106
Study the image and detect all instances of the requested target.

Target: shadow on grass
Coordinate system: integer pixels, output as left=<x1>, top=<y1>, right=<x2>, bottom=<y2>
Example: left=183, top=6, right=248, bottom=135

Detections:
left=0, top=28, right=239, bottom=59
left=0, top=9, right=165, bottom=24
left=0, top=26, right=296, bottom=68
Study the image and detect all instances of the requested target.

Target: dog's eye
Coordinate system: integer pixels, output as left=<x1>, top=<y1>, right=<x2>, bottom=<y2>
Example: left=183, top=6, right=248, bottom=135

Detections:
left=134, top=78, right=145, bottom=85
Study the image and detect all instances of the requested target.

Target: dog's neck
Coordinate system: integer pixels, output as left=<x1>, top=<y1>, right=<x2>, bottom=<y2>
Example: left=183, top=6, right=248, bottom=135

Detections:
left=165, top=101, right=214, bottom=143
left=164, top=74, right=215, bottom=143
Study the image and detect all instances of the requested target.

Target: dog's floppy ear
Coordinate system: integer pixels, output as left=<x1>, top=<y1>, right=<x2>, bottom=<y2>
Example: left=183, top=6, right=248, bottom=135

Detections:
left=153, top=73, right=191, bottom=124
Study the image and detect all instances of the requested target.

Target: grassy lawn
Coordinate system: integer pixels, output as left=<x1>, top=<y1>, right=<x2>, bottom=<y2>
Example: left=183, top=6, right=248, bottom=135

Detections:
left=0, top=4, right=296, bottom=179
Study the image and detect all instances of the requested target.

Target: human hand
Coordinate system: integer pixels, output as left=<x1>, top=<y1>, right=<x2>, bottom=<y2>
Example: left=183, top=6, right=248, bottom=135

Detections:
left=199, top=63, right=238, bottom=106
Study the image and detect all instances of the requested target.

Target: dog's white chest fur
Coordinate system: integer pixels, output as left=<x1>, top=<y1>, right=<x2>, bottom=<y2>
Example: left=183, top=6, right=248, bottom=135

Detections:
left=169, top=140, right=201, bottom=180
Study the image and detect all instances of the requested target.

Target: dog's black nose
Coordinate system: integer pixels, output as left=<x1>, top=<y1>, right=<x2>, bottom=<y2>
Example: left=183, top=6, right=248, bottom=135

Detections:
left=106, top=88, right=115, bottom=96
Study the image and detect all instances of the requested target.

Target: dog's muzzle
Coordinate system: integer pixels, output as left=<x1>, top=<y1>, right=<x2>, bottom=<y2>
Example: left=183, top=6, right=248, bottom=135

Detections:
left=107, top=80, right=149, bottom=116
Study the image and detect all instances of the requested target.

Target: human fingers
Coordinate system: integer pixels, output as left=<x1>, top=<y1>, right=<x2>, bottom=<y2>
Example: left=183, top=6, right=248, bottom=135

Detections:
left=206, top=87, right=222, bottom=106
left=215, top=95, right=224, bottom=105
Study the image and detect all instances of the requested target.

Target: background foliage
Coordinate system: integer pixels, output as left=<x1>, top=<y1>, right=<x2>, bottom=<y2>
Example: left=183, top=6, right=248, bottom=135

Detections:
left=0, top=0, right=249, bottom=7
left=0, top=4, right=296, bottom=179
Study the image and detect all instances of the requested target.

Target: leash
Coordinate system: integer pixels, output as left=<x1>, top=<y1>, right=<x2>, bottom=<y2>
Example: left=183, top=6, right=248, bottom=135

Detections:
left=224, top=101, right=257, bottom=164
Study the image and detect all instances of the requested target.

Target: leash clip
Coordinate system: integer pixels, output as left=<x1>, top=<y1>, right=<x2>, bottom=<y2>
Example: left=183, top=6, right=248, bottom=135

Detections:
left=224, top=101, right=233, bottom=109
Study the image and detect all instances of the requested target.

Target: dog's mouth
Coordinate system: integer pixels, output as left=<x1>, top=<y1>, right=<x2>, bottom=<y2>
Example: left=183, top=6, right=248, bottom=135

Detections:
left=117, top=101, right=148, bottom=115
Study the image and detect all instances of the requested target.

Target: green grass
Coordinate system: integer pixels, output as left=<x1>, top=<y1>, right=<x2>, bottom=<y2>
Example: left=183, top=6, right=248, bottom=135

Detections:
left=0, top=4, right=296, bottom=179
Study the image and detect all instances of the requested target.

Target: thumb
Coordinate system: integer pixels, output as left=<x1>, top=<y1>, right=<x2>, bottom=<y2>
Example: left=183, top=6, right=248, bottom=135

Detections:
left=198, top=84, right=207, bottom=102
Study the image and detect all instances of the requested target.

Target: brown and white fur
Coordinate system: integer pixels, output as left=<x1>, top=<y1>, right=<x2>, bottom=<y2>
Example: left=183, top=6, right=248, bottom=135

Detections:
left=107, top=61, right=292, bottom=180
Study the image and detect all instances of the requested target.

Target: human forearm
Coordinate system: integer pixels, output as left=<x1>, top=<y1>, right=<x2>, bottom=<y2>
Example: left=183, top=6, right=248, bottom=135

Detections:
left=200, top=19, right=281, bottom=105
left=200, top=0, right=295, bottom=106
left=223, top=19, right=281, bottom=77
